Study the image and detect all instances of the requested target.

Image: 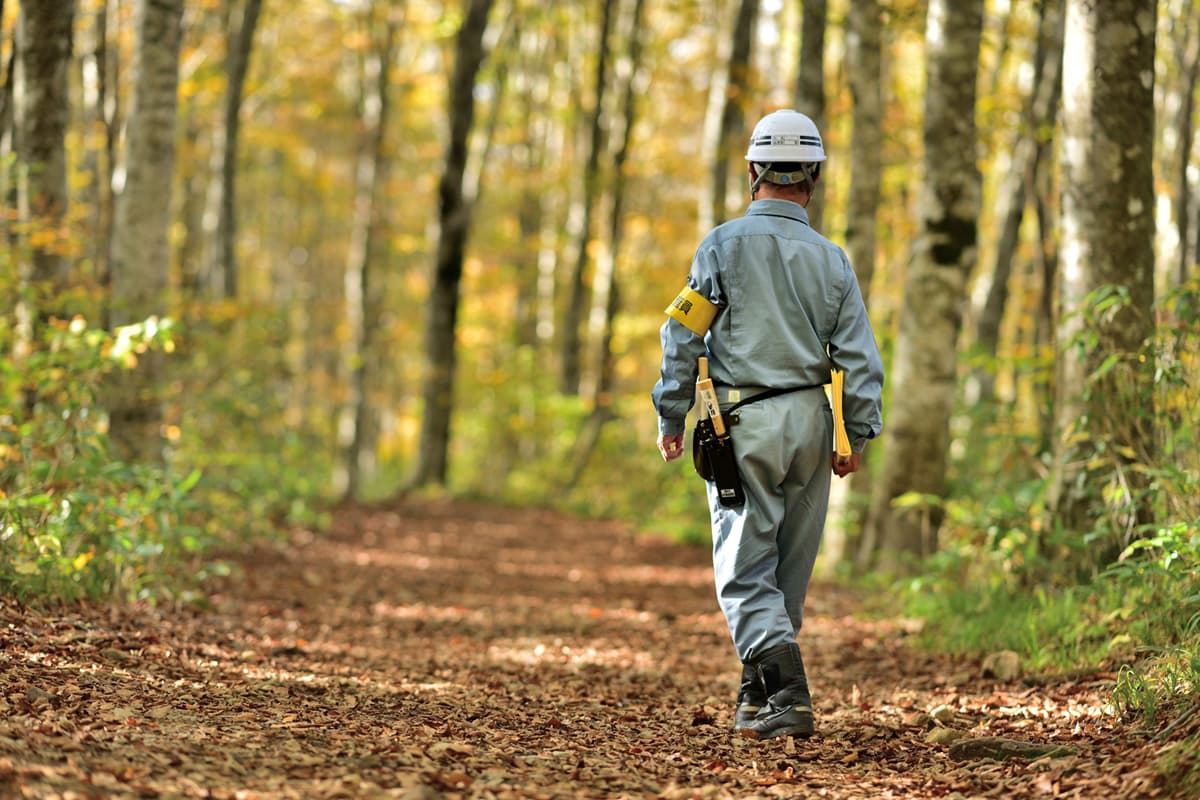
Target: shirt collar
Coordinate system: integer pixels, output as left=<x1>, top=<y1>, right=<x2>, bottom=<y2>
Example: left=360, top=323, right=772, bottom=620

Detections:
left=746, top=198, right=810, bottom=226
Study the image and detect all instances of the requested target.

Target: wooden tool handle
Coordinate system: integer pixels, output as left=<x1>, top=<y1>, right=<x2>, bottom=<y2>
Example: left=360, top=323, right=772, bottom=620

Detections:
left=696, top=356, right=725, bottom=435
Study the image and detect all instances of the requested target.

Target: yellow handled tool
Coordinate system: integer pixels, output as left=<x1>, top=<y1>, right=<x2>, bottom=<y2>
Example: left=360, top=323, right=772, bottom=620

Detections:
left=693, top=356, right=745, bottom=506
left=830, top=369, right=852, bottom=461
left=696, top=357, right=726, bottom=436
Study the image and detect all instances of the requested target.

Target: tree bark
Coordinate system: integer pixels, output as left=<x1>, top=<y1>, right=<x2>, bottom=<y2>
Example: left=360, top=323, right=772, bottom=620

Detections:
left=969, top=0, right=1064, bottom=405
left=722, top=0, right=757, bottom=224
left=201, top=0, right=263, bottom=300
left=100, top=0, right=122, bottom=316
left=793, top=0, right=826, bottom=232
left=703, top=0, right=758, bottom=232
left=841, top=0, right=882, bottom=567
left=559, top=0, right=616, bottom=396
left=1, top=19, right=14, bottom=277
left=106, top=0, right=184, bottom=463
left=1170, top=8, right=1200, bottom=289
left=336, top=6, right=396, bottom=503
left=411, top=0, right=495, bottom=488
left=866, top=0, right=983, bottom=567
left=1, top=2, right=11, bottom=142
left=79, top=0, right=112, bottom=287
left=1031, top=157, right=1058, bottom=453
left=568, top=0, right=648, bottom=489
left=14, top=0, right=75, bottom=294
left=1050, top=0, right=1156, bottom=547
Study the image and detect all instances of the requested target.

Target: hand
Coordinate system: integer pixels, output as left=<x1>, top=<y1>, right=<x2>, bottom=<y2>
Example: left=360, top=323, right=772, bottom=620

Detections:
left=832, top=451, right=860, bottom=478
left=658, top=433, right=686, bottom=462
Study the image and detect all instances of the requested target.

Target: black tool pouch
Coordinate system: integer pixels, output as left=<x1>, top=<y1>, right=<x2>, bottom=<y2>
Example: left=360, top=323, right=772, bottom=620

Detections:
left=691, top=384, right=826, bottom=508
left=691, top=417, right=745, bottom=507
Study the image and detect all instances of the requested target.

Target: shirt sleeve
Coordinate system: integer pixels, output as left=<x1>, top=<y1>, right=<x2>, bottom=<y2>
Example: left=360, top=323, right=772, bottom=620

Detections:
left=829, top=257, right=884, bottom=447
left=651, top=248, right=725, bottom=436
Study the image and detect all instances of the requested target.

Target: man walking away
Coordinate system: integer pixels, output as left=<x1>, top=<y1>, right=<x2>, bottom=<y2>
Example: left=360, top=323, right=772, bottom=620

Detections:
left=652, top=109, right=885, bottom=739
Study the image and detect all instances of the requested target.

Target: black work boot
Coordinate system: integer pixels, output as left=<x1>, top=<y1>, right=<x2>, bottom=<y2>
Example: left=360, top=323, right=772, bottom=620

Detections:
left=734, top=662, right=767, bottom=729
left=739, top=642, right=814, bottom=739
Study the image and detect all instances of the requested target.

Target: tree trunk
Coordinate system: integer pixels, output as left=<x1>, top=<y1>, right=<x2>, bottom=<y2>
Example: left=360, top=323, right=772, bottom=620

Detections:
left=514, top=116, right=544, bottom=349
left=100, top=0, right=122, bottom=318
left=1, top=18, right=14, bottom=278
left=1171, top=8, right=1200, bottom=289
left=1031, top=158, right=1058, bottom=454
left=703, top=0, right=757, bottom=232
left=793, top=0, right=826, bottom=232
left=1, top=0, right=12, bottom=142
left=568, top=0, right=647, bottom=489
left=969, top=0, right=1064, bottom=405
left=559, top=0, right=615, bottom=396
left=106, top=0, right=184, bottom=463
left=201, top=0, right=263, bottom=300
left=866, top=0, right=983, bottom=568
left=79, top=0, right=111, bottom=288
left=840, top=0, right=882, bottom=567
left=1050, top=0, right=1156, bottom=548
left=14, top=0, right=75, bottom=299
left=411, top=0, right=495, bottom=488
left=336, top=6, right=395, bottom=503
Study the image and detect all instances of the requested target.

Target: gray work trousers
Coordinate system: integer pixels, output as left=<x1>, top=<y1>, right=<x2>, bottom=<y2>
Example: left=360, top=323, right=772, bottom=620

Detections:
left=707, top=388, right=832, bottom=663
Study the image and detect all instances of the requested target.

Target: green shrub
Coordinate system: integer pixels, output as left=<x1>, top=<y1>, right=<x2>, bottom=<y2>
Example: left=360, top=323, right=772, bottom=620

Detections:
left=0, top=315, right=222, bottom=601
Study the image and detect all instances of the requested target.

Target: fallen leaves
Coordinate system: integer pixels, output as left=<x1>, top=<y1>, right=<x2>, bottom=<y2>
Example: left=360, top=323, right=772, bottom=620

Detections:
left=0, top=498, right=1177, bottom=799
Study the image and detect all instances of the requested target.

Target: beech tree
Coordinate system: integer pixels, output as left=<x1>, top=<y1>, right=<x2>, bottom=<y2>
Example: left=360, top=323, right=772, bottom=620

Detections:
left=201, top=0, right=263, bottom=299
left=336, top=4, right=396, bottom=502
left=1049, top=0, right=1157, bottom=546
left=106, top=0, right=184, bottom=461
left=793, top=0, right=825, bottom=232
left=13, top=0, right=75, bottom=328
left=865, top=0, right=984, bottom=566
left=843, top=0, right=883, bottom=566
left=412, top=0, right=495, bottom=488
left=701, top=0, right=758, bottom=232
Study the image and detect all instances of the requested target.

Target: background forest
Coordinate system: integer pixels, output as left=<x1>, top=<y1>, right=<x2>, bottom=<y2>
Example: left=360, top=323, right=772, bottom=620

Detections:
left=2, top=0, right=1199, bottom=785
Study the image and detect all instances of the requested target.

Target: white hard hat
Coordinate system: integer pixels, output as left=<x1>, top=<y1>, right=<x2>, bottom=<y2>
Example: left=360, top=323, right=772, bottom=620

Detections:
left=745, top=110, right=826, bottom=164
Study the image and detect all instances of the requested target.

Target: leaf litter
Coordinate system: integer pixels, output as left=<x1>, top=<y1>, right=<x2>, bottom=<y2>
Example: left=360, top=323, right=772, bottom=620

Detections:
left=0, top=498, right=1178, bottom=798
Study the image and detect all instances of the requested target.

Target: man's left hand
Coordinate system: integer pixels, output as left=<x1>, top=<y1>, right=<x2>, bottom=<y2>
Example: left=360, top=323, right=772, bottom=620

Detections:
left=658, top=433, right=685, bottom=462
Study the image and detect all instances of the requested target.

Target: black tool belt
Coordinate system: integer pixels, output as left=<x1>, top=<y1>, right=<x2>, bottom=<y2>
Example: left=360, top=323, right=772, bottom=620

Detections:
left=691, top=383, right=826, bottom=508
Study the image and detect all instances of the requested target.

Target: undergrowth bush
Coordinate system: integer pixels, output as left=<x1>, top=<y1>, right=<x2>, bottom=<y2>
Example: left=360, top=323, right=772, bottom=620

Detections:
left=0, top=315, right=220, bottom=601
left=1, top=303, right=333, bottom=603
left=900, top=279, right=1200, bottom=787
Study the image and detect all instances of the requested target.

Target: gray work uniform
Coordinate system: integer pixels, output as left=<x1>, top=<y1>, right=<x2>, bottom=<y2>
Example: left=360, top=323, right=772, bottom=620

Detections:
left=652, top=198, right=884, bottom=663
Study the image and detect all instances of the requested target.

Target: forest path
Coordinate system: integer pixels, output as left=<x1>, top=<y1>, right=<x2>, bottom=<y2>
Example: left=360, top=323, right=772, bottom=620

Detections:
left=0, top=498, right=1173, bottom=799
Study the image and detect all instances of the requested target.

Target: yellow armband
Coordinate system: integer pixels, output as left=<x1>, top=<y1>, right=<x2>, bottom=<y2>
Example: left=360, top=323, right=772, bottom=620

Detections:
left=664, top=286, right=718, bottom=337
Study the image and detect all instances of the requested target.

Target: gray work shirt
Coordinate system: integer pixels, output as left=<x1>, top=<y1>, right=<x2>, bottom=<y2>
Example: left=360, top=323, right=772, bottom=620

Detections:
left=652, top=198, right=884, bottom=445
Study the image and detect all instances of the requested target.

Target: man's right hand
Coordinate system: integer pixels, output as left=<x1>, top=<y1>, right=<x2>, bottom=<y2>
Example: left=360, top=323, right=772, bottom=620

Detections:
left=832, top=451, right=860, bottom=478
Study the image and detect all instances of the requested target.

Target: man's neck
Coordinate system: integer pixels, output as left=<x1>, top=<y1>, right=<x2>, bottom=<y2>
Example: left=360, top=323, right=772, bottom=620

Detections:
left=755, top=186, right=811, bottom=207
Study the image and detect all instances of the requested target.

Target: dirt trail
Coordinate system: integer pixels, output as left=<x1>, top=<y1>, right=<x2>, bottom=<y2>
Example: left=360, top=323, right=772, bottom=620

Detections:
left=0, top=499, right=1174, bottom=798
